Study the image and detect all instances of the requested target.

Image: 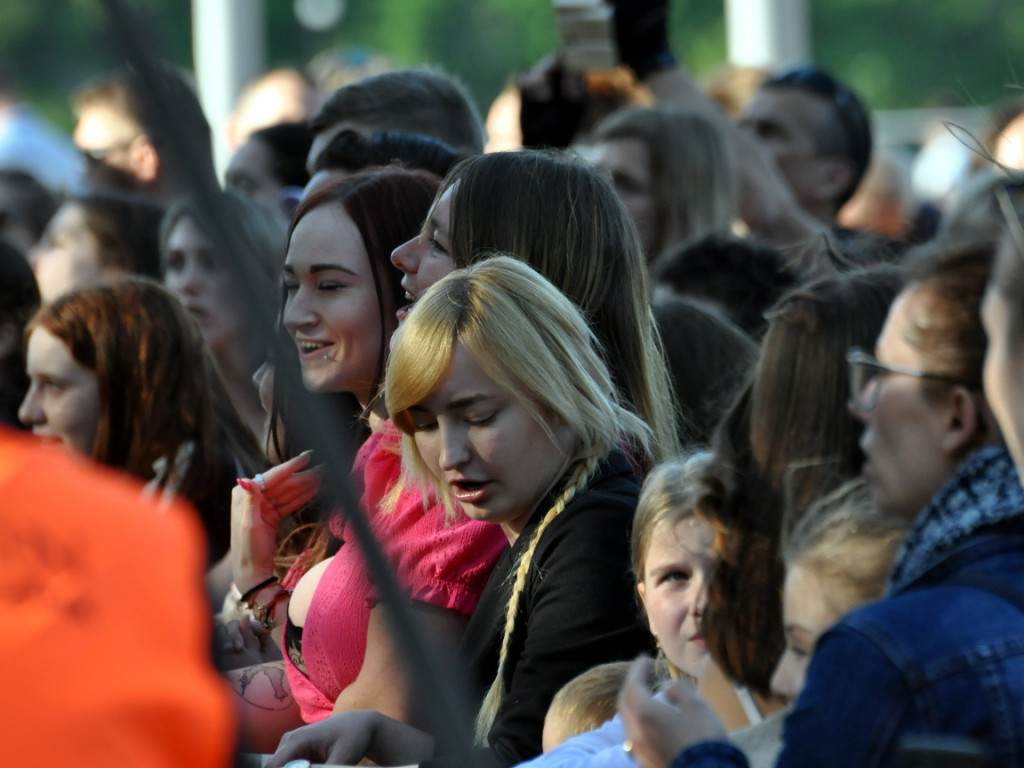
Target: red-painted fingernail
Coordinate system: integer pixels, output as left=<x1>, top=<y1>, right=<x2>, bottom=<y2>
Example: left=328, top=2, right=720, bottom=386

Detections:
left=236, top=478, right=254, bottom=491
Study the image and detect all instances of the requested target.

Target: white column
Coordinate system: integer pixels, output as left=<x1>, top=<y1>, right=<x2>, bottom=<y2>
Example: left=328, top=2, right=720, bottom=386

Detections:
left=191, top=0, right=265, bottom=178
left=725, top=0, right=810, bottom=70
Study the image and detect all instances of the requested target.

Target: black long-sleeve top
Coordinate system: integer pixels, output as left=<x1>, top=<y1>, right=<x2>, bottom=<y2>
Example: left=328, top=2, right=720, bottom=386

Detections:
left=424, top=450, right=654, bottom=768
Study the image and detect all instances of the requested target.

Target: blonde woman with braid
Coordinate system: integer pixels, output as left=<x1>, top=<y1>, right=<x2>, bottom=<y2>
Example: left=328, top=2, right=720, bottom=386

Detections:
left=268, top=256, right=654, bottom=768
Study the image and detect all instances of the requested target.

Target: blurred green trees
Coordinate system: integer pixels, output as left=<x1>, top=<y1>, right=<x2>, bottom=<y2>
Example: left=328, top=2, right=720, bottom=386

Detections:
left=1, top=0, right=1022, bottom=131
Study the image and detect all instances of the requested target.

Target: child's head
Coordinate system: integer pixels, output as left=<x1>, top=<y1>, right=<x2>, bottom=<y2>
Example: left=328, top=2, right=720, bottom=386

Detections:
left=771, top=480, right=908, bottom=702
left=631, top=454, right=724, bottom=681
left=541, top=661, right=632, bottom=751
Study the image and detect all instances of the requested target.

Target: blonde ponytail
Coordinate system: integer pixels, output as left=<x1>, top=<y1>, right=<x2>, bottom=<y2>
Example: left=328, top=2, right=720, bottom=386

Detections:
left=473, top=455, right=600, bottom=745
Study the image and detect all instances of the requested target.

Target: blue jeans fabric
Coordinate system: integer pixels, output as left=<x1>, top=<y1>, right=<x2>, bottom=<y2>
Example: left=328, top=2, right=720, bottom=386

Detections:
left=673, top=448, right=1024, bottom=768
left=774, top=523, right=1024, bottom=768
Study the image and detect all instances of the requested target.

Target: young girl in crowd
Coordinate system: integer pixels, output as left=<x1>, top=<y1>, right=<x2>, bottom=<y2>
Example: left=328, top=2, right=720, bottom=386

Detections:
left=268, top=257, right=653, bottom=768
left=18, top=278, right=264, bottom=578
left=517, top=454, right=720, bottom=768
left=227, top=167, right=507, bottom=753
left=617, top=237, right=1024, bottom=768
left=244, top=149, right=677, bottom=754
left=591, top=106, right=738, bottom=265
left=770, top=481, right=907, bottom=705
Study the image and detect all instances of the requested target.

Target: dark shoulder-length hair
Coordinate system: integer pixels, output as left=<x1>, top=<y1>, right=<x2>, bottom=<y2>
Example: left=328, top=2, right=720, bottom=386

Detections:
left=751, top=264, right=904, bottom=508
left=285, top=166, right=441, bottom=410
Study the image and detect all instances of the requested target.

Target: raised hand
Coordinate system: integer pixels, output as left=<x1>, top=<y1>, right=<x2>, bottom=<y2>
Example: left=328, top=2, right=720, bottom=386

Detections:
left=610, top=0, right=675, bottom=79
left=617, top=656, right=727, bottom=768
left=231, top=451, right=322, bottom=592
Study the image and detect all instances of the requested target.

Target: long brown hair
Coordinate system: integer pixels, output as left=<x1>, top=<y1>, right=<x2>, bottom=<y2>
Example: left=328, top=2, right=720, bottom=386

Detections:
left=705, top=266, right=902, bottom=695
left=441, top=149, right=680, bottom=472
left=29, top=278, right=264, bottom=560
left=270, top=167, right=442, bottom=570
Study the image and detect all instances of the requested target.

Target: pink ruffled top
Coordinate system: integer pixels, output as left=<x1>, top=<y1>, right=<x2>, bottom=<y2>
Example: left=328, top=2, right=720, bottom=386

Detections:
left=284, top=423, right=508, bottom=722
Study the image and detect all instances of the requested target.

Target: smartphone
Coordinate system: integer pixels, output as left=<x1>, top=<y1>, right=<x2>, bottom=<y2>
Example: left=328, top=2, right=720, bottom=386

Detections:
left=553, top=0, right=618, bottom=73
left=896, top=734, right=992, bottom=768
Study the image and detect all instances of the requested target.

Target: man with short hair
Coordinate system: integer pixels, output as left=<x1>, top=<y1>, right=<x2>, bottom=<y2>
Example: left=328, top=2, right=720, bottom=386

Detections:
left=739, top=66, right=872, bottom=225
left=72, top=65, right=216, bottom=201
left=307, top=66, right=485, bottom=172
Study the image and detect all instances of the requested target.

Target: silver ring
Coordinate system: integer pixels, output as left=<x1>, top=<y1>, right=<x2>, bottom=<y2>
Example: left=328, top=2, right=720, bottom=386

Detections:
left=255, top=473, right=267, bottom=492
left=283, top=761, right=312, bottom=768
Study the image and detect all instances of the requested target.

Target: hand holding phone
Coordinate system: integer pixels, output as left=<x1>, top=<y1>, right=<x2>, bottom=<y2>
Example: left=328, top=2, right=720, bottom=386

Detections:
left=554, top=0, right=618, bottom=73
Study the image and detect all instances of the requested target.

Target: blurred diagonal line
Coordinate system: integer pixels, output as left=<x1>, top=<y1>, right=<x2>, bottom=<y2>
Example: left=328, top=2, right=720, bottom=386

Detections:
left=97, top=0, right=476, bottom=758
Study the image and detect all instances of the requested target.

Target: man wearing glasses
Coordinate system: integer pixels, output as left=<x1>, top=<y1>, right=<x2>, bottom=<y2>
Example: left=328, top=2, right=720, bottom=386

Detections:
left=71, top=65, right=215, bottom=203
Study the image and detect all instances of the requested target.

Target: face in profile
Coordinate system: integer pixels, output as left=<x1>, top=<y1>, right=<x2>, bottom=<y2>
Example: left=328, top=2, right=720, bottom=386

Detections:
left=282, top=205, right=394, bottom=404
left=408, top=342, right=575, bottom=543
left=982, top=244, right=1024, bottom=474
left=30, top=202, right=108, bottom=304
left=592, top=138, right=659, bottom=257
left=162, top=214, right=244, bottom=358
left=770, top=564, right=840, bottom=703
left=637, top=516, right=715, bottom=681
left=18, top=327, right=101, bottom=454
left=225, top=137, right=284, bottom=208
left=739, top=87, right=843, bottom=218
left=391, top=184, right=457, bottom=323
left=853, top=289, right=965, bottom=519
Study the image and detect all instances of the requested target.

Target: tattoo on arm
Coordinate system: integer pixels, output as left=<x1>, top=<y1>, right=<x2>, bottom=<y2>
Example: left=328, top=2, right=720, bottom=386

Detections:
left=232, top=661, right=294, bottom=711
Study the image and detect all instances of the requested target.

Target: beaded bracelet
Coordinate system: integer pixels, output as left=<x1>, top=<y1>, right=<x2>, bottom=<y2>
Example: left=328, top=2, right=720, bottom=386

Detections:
left=252, top=586, right=293, bottom=631
left=238, top=575, right=279, bottom=607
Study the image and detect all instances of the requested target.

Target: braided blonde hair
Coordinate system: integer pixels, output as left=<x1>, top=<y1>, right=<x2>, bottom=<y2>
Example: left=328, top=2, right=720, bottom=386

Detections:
left=384, top=257, right=653, bottom=743
left=473, top=453, right=600, bottom=744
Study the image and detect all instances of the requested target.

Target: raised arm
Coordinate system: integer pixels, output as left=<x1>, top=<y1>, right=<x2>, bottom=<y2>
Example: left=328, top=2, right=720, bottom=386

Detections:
left=612, top=0, right=832, bottom=273
left=229, top=451, right=321, bottom=641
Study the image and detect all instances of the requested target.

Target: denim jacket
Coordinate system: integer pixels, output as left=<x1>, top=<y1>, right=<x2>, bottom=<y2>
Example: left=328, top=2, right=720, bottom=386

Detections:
left=674, top=447, right=1024, bottom=768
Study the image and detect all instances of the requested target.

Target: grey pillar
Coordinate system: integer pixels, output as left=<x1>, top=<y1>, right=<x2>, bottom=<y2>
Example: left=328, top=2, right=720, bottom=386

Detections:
left=191, top=0, right=265, bottom=178
left=725, top=0, right=810, bottom=70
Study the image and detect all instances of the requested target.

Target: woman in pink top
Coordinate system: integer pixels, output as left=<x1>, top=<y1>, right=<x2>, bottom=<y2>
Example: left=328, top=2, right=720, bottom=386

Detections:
left=226, top=167, right=507, bottom=753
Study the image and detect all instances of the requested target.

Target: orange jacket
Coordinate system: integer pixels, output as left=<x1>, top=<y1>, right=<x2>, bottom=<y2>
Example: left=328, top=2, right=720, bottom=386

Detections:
left=1, top=428, right=237, bottom=767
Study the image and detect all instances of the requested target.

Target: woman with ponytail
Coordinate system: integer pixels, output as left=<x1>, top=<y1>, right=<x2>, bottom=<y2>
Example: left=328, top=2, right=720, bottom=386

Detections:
left=268, top=256, right=654, bottom=768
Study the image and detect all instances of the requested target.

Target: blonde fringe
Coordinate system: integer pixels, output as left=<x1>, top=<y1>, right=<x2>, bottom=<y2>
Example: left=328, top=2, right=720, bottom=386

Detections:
left=473, top=454, right=601, bottom=745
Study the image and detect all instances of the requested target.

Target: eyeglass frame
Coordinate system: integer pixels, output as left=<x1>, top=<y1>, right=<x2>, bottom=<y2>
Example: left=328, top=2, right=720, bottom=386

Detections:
left=846, top=346, right=973, bottom=412
left=80, top=135, right=141, bottom=164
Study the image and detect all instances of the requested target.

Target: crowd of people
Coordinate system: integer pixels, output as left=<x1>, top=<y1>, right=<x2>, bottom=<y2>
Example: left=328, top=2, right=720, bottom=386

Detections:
left=4, top=1, right=1024, bottom=767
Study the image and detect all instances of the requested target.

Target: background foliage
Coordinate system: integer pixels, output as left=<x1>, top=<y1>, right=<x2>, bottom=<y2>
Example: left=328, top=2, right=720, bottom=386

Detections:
left=2, top=0, right=1022, bottom=131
